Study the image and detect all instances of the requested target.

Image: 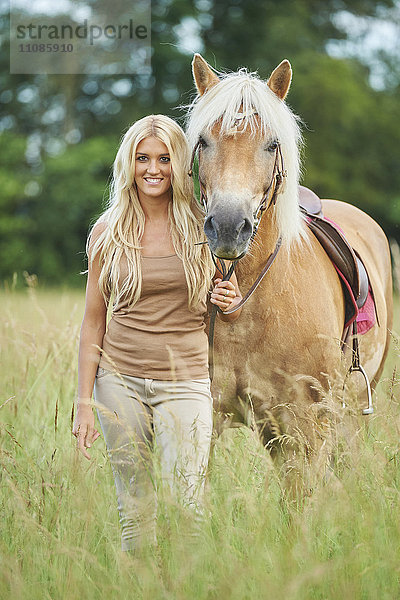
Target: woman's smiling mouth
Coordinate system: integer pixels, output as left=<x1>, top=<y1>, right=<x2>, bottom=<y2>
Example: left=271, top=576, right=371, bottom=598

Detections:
left=144, top=177, right=163, bottom=184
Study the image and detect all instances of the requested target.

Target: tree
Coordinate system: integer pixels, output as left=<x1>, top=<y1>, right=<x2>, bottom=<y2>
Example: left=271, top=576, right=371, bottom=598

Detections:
left=1, top=0, right=400, bottom=284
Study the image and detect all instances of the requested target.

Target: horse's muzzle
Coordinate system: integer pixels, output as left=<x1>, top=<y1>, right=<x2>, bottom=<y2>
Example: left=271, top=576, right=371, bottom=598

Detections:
left=204, top=212, right=253, bottom=259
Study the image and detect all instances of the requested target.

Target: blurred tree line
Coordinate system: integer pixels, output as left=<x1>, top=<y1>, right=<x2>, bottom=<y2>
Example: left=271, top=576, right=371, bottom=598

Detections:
left=0, top=0, right=399, bottom=286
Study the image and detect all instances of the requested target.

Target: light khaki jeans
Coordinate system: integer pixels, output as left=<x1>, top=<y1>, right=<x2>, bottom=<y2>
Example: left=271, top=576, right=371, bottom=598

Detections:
left=94, top=367, right=213, bottom=552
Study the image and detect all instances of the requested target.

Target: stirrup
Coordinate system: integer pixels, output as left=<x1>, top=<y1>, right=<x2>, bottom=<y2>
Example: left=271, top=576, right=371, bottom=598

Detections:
left=342, top=320, right=374, bottom=415
left=342, top=363, right=374, bottom=415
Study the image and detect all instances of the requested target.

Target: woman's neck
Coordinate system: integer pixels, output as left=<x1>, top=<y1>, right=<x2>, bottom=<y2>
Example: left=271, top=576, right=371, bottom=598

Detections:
left=138, top=192, right=171, bottom=222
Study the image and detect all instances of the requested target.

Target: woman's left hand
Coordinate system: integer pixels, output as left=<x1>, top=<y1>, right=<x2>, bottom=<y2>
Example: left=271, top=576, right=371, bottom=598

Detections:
left=210, top=278, right=238, bottom=312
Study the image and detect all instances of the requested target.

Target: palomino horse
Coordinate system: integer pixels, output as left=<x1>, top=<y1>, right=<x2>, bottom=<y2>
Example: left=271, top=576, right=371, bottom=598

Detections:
left=186, top=54, right=393, bottom=490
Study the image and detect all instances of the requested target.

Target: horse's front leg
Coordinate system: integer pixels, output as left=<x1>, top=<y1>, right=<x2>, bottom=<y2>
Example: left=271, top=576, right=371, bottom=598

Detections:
left=254, top=374, right=341, bottom=502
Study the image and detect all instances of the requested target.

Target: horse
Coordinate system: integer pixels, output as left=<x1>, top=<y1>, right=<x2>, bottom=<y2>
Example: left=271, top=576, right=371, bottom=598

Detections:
left=186, top=54, right=393, bottom=492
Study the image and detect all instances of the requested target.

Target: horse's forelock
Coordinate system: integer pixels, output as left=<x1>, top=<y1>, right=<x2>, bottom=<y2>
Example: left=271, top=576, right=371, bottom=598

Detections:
left=187, top=72, right=278, bottom=143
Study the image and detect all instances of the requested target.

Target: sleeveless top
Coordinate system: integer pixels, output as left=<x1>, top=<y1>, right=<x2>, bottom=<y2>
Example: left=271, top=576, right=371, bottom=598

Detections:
left=98, top=254, right=209, bottom=380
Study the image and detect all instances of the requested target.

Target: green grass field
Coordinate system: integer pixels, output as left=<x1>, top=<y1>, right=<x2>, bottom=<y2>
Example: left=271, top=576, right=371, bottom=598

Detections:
left=1, top=284, right=399, bottom=600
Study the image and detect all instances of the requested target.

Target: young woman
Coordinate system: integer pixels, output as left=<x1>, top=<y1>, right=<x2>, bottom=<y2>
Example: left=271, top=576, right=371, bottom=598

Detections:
left=72, top=115, right=242, bottom=553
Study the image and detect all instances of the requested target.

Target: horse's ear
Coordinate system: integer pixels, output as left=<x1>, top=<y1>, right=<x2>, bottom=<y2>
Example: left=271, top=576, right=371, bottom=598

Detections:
left=267, top=60, right=292, bottom=100
left=192, top=53, right=220, bottom=96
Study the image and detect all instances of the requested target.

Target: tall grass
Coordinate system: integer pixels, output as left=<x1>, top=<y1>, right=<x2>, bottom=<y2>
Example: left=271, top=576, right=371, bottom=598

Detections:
left=1, top=281, right=399, bottom=599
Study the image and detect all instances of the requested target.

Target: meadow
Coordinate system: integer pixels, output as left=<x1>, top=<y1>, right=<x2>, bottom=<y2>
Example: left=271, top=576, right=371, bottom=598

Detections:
left=1, top=280, right=399, bottom=600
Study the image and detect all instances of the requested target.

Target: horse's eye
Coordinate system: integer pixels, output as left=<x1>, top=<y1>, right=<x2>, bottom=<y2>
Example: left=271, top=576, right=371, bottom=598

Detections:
left=199, top=136, right=208, bottom=149
left=266, top=140, right=279, bottom=153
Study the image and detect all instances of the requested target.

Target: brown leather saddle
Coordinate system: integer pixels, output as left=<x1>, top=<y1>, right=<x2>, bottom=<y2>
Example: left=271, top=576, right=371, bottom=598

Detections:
left=299, top=187, right=375, bottom=414
left=299, top=186, right=369, bottom=331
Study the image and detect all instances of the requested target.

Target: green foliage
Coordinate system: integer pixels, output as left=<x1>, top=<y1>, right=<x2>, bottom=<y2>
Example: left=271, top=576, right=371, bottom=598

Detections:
left=31, top=136, right=115, bottom=285
left=1, top=1, right=400, bottom=283
left=0, top=134, right=115, bottom=285
left=0, top=133, right=34, bottom=275
left=290, top=53, right=400, bottom=237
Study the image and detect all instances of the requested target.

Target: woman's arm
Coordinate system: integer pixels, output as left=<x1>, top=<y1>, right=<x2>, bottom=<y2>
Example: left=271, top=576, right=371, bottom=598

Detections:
left=210, top=266, right=243, bottom=322
left=72, top=223, right=107, bottom=459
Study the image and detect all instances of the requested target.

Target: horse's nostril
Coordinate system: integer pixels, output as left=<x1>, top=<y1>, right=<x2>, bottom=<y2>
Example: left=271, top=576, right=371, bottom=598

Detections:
left=237, top=219, right=245, bottom=235
left=204, top=215, right=217, bottom=240
left=238, top=218, right=253, bottom=241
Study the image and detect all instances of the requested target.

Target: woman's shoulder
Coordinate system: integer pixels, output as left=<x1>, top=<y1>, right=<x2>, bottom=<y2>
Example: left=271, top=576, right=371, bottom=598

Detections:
left=87, top=220, right=109, bottom=263
left=91, top=220, right=108, bottom=237
left=88, top=220, right=108, bottom=246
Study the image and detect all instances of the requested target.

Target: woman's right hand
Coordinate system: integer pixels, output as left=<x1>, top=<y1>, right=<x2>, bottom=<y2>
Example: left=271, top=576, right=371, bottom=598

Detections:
left=72, top=402, right=101, bottom=460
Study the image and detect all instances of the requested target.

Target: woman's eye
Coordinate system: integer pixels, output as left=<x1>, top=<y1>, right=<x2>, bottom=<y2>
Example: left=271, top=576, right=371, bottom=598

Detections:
left=266, top=141, right=279, bottom=153
left=160, top=156, right=170, bottom=162
left=137, top=155, right=147, bottom=161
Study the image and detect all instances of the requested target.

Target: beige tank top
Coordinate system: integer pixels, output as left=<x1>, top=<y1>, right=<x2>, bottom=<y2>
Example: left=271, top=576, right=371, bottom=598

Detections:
left=99, top=254, right=209, bottom=380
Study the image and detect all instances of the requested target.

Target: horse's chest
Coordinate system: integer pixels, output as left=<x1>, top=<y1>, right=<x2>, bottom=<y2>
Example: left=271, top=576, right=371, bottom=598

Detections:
left=213, top=312, right=280, bottom=397
left=214, top=303, right=279, bottom=358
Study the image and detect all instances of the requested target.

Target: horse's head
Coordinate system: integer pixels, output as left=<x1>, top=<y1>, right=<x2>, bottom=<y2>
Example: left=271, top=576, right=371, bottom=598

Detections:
left=187, top=54, right=303, bottom=259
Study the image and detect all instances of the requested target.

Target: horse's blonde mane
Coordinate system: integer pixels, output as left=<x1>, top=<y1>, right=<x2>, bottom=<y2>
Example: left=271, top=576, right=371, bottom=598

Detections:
left=186, top=68, right=306, bottom=247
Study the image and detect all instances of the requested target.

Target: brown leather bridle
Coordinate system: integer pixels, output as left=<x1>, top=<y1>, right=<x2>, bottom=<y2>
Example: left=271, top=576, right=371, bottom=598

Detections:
left=188, top=125, right=288, bottom=379
left=188, top=136, right=287, bottom=245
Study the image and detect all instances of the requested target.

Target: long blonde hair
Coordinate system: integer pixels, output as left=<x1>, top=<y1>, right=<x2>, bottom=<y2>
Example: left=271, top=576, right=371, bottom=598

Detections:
left=88, top=114, right=214, bottom=310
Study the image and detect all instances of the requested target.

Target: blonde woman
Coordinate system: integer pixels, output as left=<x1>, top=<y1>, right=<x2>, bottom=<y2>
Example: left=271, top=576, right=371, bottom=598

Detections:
left=72, top=115, right=242, bottom=553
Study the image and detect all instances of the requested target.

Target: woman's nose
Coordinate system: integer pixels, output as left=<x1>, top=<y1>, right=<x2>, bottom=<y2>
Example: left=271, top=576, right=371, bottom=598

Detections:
left=146, top=159, right=160, bottom=174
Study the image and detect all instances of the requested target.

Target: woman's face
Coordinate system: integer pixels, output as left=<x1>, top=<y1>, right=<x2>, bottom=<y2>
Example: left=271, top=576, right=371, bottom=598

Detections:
left=134, top=136, right=172, bottom=201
